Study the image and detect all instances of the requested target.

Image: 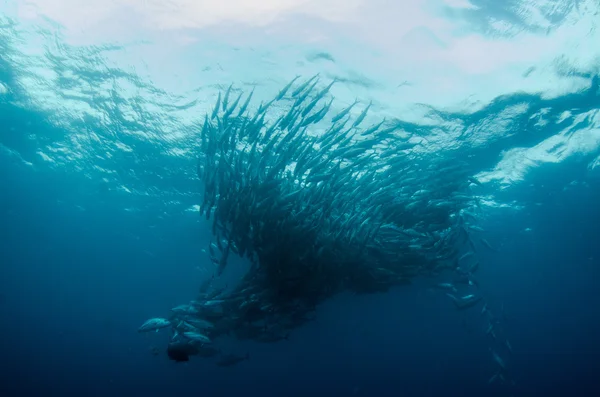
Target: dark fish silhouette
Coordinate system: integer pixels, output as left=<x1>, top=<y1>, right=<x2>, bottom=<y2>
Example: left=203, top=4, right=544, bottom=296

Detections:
left=167, top=342, right=199, bottom=362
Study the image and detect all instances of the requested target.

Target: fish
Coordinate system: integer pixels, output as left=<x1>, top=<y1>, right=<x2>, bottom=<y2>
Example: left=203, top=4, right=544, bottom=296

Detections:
left=351, top=101, right=372, bottom=128
left=276, top=75, right=301, bottom=100
left=237, top=88, right=254, bottom=117
left=492, top=350, right=506, bottom=370
left=468, top=261, right=479, bottom=274
left=171, top=305, right=198, bottom=315
left=446, top=293, right=483, bottom=310
left=222, top=83, right=233, bottom=111
left=291, top=74, right=319, bottom=97
left=185, top=318, right=215, bottom=330
left=211, top=91, right=221, bottom=120
left=481, top=303, right=488, bottom=316
left=203, top=299, right=226, bottom=307
left=458, top=251, right=475, bottom=263
left=479, top=238, right=498, bottom=252
left=467, top=225, right=486, bottom=233
left=167, top=341, right=197, bottom=362
left=183, top=331, right=212, bottom=344
left=138, top=318, right=171, bottom=333
left=331, top=99, right=358, bottom=123
left=434, top=282, right=457, bottom=292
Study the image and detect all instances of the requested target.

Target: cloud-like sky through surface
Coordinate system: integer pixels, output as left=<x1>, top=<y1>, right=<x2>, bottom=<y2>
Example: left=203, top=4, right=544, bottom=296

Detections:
left=3, top=0, right=600, bottom=192
left=13, top=0, right=598, bottom=106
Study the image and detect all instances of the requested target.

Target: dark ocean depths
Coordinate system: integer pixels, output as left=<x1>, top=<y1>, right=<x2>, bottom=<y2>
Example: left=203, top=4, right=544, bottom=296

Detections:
left=1, top=6, right=600, bottom=397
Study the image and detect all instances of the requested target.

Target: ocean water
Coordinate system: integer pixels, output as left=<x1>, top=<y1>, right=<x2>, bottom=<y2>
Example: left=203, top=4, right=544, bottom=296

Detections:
left=1, top=1, right=599, bottom=396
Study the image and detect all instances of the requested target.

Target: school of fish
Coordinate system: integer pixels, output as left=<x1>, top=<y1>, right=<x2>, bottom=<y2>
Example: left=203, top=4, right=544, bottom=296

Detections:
left=138, top=75, right=514, bottom=389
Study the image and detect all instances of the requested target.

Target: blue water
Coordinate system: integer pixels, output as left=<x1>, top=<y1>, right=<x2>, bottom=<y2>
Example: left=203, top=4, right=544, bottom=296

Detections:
left=1, top=2, right=600, bottom=396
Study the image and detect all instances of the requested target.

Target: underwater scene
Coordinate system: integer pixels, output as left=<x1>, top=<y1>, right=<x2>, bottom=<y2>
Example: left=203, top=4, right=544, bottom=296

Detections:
left=1, top=1, right=599, bottom=396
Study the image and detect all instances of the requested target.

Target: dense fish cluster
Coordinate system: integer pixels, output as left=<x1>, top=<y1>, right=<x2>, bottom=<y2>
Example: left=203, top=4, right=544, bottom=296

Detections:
left=139, top=75, right=489, bottom=367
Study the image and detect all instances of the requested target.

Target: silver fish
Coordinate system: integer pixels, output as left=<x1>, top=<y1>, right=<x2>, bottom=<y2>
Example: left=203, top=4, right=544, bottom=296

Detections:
left=138, top=318, right=171, bottom=333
